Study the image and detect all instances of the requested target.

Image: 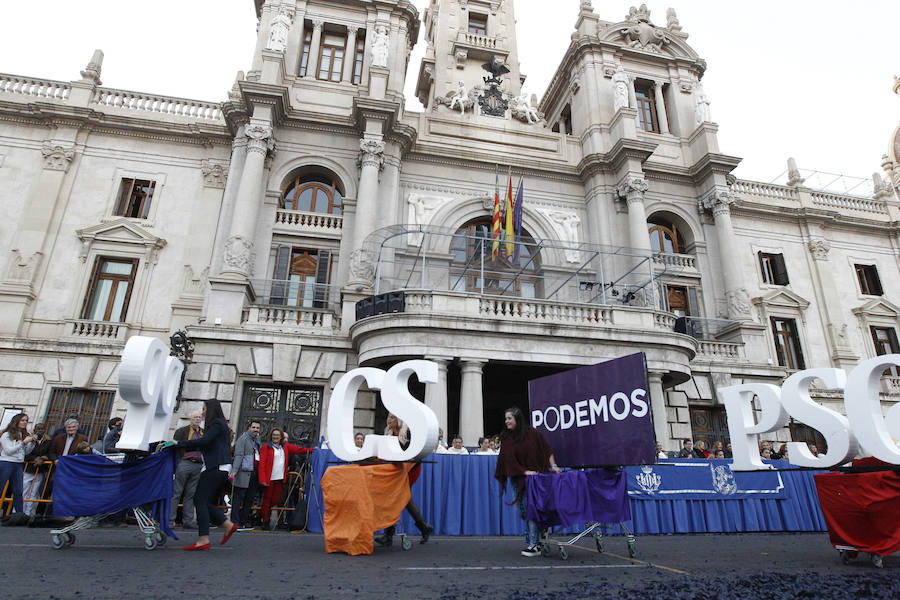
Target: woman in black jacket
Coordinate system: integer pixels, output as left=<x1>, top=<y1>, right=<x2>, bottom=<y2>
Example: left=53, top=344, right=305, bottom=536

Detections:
left=174, top=400, right=238, bottom=551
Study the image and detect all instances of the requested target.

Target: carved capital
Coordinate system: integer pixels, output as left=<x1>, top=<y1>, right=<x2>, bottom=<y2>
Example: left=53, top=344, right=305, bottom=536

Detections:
left=201, top=160, right=228, bottom=189
left=700, top=189, right=734, bottom=216
left=359, top=139, right=385, bottom=170
left=245, top=123, right=273, bottom=156
left=347, top=25, right=360, bottom=36
left=807, top=238, right=831, bottom=261
left=312, top=19, right=324, bottom=31
left=41, top=141, right=75, bottom=172
left=617, top=177, right=649, bottom=204
left=223, top=235, right=255, bottom=276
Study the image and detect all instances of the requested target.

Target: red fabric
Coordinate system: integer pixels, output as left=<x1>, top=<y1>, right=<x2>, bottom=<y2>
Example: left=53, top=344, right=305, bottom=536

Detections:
left=257, top=442, right=313, bottom=486
left=260, top=480, right=284, bottom=523
left=814, top=469, right=900, bottom=555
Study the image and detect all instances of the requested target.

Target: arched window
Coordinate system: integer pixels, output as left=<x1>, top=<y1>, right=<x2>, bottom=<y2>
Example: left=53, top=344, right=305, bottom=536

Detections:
left=450, top=218, right=542, bottom=298
left=648, top=217, right=685, bottom=254
left=281, top=173, right=344, bottom=215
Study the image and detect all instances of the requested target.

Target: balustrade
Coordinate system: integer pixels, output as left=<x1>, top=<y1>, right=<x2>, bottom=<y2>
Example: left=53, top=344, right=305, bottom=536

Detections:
left=0, top=74, right=70, bottom=99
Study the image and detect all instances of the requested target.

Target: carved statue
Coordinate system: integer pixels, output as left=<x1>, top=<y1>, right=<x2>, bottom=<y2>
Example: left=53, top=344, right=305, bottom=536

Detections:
left=371, top=26, right=390, bottom=68
left=449, top=81, right=469, bottom=114
left=546, top=211, right=583, bottom=263
left=694, top=82, right=711, bottom=124
left=266, top=11, right=292, bottom=53
left=612, top=65, right=629, bottom=112
left=666, top=8, right=682, bottom=31
left=509, top=92, right=541, bottom=124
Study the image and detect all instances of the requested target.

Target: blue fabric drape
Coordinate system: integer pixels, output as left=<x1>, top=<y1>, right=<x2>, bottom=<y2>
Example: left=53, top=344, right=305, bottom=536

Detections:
left=306, top=451, right=826, bottom=536
left=53, top=449, right=178, bottom=538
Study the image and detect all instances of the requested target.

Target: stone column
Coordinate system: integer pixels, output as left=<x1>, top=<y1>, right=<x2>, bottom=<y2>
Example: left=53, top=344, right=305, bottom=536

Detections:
left=701, top=189, right=752, bottom=320
left=211, top=129, right=248, bottom=275
left=807, top=238, right=858, bottom=368
left=424, top=358, right=450, bottom=436
left=647, top=372, right=671, bottom=450
left=617, top=176, right=651, bottom=252
left=348, top=138, right=384, bottom=287
left=305, top=20, right=324, bottom=80
left=221, top=122, right=273, bottom=278
left=342, top=26, right=359, bottom=83
left=653, top=82, right=669, bottom=134
left=459, top=360, right=486, bottom=446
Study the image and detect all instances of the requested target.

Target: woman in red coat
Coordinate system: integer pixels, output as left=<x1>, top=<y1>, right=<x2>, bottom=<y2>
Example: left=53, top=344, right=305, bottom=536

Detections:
left=257, top=427, right=312, bottom=530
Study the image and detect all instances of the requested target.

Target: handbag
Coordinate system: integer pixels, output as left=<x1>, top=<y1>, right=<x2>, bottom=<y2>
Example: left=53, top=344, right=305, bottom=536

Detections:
left=240, top=452, right=254, bottom=472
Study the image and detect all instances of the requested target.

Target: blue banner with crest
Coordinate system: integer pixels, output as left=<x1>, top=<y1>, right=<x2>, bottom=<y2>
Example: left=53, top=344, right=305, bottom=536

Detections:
left=626, top=459, right=789, bottom=500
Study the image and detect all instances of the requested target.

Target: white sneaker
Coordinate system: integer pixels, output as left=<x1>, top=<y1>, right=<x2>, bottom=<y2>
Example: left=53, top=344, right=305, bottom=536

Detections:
left=521, top=545, right=540, bottom=557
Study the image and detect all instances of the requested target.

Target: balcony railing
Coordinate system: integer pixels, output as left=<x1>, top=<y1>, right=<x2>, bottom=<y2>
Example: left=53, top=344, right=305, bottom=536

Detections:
left=92, top=87, right=222, bottom=120
left=653, top=252, right=696, bottom=270
left=810, top=191, right=887, bottom=214
left=244, top=306, right=338, bottom=331
left=462, top=32, right=498, bottom=49
left=0, top=73, right=70, bottom=100
left=732, top=180, right=799, bottom=202
left=245, top=280, right=340, bottom=332
left=273, top=209, right=343, bottom=235
left=478, top=296, right=613, bottom=325
left=674, top=316, right=740, bottom=341
left=697, top=341, right=743, bottom=359
left=66, top=319, right=128, bottom=341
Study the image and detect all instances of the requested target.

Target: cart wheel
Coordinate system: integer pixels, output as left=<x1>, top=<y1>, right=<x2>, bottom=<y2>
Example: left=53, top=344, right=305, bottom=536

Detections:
left=541, top=544, right=551, bottom=557
left=627, top=541, right=636, bottom=558
left=154, top=532, right=166, bottom=547
left=144, top=536, right=158, bottom=551
left=559, top=546, right=568, bottom=561
left=64, top=533, right=75, bottom=547
left=51, top=534, right=66, bottom=549
left=872, top=554, right=884, bottom=569
left=401, top=536, right=413, bottom=551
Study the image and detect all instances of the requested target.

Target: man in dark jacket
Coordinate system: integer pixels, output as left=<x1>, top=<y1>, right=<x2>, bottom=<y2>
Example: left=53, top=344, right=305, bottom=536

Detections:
left=50, top=419, right=88, bottom=460
left=170, top=411, right=204, bottom=529
left=23, top=423, right=52, bottom=517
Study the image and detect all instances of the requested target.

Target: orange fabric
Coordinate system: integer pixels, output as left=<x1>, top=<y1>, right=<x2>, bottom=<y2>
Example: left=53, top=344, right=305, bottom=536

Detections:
left=321, top=463, right=413, bottom=555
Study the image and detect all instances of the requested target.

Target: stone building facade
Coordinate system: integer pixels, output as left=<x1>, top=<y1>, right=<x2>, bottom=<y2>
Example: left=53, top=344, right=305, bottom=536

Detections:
left=1, top=0, right=898, bottom=450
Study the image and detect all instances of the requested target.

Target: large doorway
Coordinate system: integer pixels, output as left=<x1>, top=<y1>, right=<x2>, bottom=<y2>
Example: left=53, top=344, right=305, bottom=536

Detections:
left=239, top=383, right=322, bottom=447
left=689, top=406, right=730, bottom=449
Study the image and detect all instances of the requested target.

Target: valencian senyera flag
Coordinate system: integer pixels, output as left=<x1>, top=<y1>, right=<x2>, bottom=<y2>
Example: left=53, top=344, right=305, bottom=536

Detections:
left=491, top=169, right=501, bottom=261
left=511, top=177, right=524, bottom=263
left=504, top=170, right=515, bottom=258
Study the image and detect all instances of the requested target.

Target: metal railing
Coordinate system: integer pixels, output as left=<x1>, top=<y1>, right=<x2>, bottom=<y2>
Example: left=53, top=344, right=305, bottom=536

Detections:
left=674, top=316, right=740, bottom=341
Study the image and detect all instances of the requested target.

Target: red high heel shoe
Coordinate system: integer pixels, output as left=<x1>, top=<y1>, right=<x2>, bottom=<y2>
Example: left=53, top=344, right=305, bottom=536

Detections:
left=183, top=542, right=211, bottom=551
left=221, top=523, right=238, bottom=545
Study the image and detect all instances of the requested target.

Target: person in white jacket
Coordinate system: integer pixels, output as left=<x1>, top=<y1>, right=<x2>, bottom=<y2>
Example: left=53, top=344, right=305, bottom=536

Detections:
left=0, top=413, right=35, bottom=516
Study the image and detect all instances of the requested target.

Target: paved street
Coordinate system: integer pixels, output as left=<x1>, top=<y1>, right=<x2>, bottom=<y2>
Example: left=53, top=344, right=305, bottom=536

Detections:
left=2, top=526, right=898, bottom=599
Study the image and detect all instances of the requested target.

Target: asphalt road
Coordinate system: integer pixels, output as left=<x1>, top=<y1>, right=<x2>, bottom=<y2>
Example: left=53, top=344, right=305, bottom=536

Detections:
left=2, top=526, right=897, bottom=599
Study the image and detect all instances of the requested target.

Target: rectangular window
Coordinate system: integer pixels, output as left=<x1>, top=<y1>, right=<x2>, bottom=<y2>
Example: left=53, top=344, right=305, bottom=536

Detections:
left=855, top=264, right=883, bottom=296
left=299, top=28, right=312, bottom=76
left=352, top=33, right=366, bottom=85
left=468, top=13, right=488, bottom=35
left=318, top=32, right=346, bottom=82
left=44, top=388, right=116, bottom=447
left=114, top=178, right=155, bottom=219
left=759, top=252, right=789, bottom=285
left=561, top=104, right=573, bottom=135
left=81, top=257, right=138, bottom=322
left=634, top=81, right=658, bottom=133
left=771, top=317, right=805, bottom=370
left=871, top=326, right=900, bottom=376
left=270, top=247, right=331, bottom=308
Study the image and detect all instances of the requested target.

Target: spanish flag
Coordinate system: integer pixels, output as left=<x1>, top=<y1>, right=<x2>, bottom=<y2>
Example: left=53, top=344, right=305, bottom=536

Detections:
left=491, top=169, right=501, bottom=261
left=504, top=170, right=514, bottom=258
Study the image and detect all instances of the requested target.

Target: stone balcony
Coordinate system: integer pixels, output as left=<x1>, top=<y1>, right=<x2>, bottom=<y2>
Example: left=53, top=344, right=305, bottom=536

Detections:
left=453, top=31, right=508, bottom=62
left=273, top=208, right=343, bottom=237
left=64, top=319, right=129, bottom=342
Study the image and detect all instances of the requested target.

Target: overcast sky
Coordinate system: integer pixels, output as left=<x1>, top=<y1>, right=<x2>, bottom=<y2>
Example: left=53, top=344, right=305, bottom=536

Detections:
left=2, top=1, right=897, bottom=189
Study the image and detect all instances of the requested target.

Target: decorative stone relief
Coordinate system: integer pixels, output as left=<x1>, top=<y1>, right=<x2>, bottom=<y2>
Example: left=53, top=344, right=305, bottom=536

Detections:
left=454, top=49, right=468, bottom=69
left=407, top=193, right=452, bottom=245
left=371, top=26, right=390, bottom=68
left=265, top=9, right=293, bottom=53
left=580, top=0, right=594, bottom=11
left=873, top=172, right=894, bottom=200
left=612, top=65, right=630, bottom=111
left=694, top=82, right=712, bottom=125
left=349, top=248, right=376, bottom=284
left=570, top=77, right=581, bottom=95
left=725, top=288, right=753, bottom=320
left=678, top=79, right=693, bottom=93
left=358, top=139, right=386, bottom=170
left=617, top=177, right=649, bottom=204
left=620, top=5, right=669, bottom=53
left=201, top=160, right=228, bottom=188
left=543, top=210, right=583, bottom=263
left=436, top=81, right=475, bottom=115
left=181, top=265, right=209, bottom=296
left=509, top=92, right=543, bottom=124
left=666, top=8, right=682, bottom=32
left=223, top=235, right=255, bottom=275
left=41, top=141, right=75, bottom=172
left=6, top=250, right=41, bottom=282
left=228, top=71, right=244, bottom=102
left=807, top=238, right=831, bottom=261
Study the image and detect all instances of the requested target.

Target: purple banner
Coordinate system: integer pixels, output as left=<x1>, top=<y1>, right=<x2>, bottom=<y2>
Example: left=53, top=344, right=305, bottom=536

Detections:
left=528, top=353, right=655, bottom=467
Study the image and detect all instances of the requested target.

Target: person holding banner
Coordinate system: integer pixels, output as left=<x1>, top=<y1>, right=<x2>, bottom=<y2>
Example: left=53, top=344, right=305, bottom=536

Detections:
left=494, top=407, right=560, bottom=557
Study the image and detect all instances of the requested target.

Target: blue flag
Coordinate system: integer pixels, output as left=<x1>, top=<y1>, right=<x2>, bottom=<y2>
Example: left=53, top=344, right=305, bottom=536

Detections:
left=511, top=178, right=524, bottom=263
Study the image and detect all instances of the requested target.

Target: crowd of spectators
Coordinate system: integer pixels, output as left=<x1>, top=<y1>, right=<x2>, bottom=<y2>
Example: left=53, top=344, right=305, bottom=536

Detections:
left=659, top=438, right=818, bottom=461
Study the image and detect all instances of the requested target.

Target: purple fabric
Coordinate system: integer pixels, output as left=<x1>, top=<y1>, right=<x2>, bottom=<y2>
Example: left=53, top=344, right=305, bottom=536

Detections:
left=526, top=469, right=631, bottom=529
